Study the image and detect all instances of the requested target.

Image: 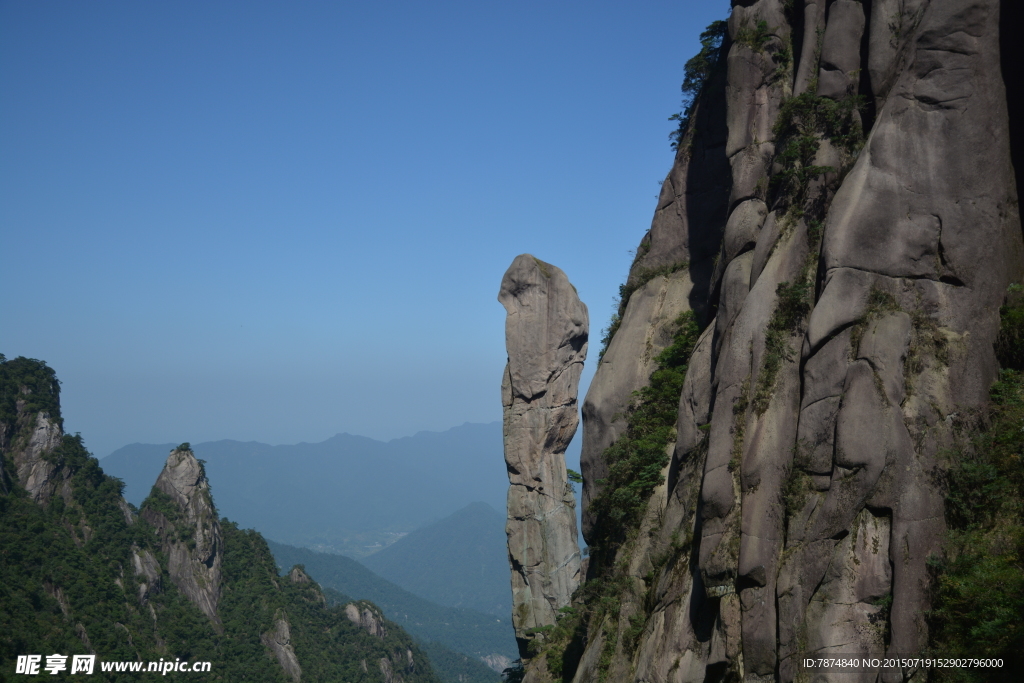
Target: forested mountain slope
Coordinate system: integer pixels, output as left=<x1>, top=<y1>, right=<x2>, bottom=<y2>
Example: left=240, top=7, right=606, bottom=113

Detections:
left=0, top=355, right=439, bottom=683
left=267, top=540, right=518, bottom=664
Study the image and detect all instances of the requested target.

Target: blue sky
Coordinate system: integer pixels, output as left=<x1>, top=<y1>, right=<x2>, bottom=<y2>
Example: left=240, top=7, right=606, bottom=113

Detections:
left=2, top=0, right=730, bottom=459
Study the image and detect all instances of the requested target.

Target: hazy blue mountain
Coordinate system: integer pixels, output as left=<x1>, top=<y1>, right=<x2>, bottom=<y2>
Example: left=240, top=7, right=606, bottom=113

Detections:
left=361, top=502, right=511, bottom=617
left=101, top=422, right=509, bottom=556
left=266, top=540, right=517, bottom=664
left=416, top=641, right=504, bottom=683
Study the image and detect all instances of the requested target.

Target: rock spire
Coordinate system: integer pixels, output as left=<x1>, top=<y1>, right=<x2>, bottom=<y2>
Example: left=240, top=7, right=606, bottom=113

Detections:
left=498, top=254, right=587, bottom=658
left=141, top=444, right=223, bottom=626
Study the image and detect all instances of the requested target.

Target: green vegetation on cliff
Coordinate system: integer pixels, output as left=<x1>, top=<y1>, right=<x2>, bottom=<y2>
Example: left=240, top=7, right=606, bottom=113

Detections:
left=770, top=92, right=864, bottom=210
left=668, top=19, right=727, bottom=150
left=531, top=312, right=702, bottom=682
left=590, top=310, right=701, bottom=550
left=927, top=293, right=1024, bottom=680
left=0, top=355, right=62, bottom=431
left=0, top=356, right=441, bottom=683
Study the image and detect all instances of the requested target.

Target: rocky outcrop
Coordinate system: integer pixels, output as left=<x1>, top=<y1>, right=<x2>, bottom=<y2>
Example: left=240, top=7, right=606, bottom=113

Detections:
left=260, top=611, right=302, bottom=683
left=141, top=445, right=223, bottom=626
left=289, top=565, right=312, bottom=584
left=482, top=653, right=512, bottom=674
left=8, top=412, right=63, bottom=504
left=341, top=602, right=425, bottom=683
left=288, top=565, right=327, bottom=604
left=0, top=358, right=125, bottom=528
left=499, top=254, right=586, bottom=656
left=535, top=1, right=1023, bottom=681
left=132, top=546, right=162, bottom=603
left=0, top=360, right=65, bottom=504
left=344, top=601, right=388, bottom=638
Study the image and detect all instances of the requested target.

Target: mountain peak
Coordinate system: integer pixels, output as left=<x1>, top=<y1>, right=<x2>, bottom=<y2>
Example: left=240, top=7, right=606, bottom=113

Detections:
left=141, top=444, right=223, bottom=625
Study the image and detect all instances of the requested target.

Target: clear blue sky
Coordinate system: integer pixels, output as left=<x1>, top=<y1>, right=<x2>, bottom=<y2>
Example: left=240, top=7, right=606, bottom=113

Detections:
left=2, top=0, right=730, bottom=458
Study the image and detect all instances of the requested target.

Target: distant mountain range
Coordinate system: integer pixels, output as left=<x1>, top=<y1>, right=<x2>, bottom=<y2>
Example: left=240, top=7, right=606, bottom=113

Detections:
left=364, top=501, right=516, bottom=618
left=361, top=501, right=511, bottom=618
left=101, top=422, right=510, bottom=556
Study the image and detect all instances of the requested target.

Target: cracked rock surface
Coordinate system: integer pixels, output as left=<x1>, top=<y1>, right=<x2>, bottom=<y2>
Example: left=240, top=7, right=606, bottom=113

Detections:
left=499, top=254, right=586, bottom=657
left=546, top=1, right=1023, bottom=681
left=141, top=446, right=223, bottom=626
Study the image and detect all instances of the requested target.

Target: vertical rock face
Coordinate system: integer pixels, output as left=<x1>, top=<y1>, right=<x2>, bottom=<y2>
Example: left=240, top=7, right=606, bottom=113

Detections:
left=141, top=445, right=223, bottom=626
left=579, top=19, right=733, bottom=541
left=260, top=611, right=302, bottom=683
left=8, top=412, right=63, bottom=504
left=541, top=1, right=1023, bottom=681
left=499, top=254, right=587, bottom=656
left=0, top=361, right=68, bottom=506
left=132, top=546, right=162, bottom=603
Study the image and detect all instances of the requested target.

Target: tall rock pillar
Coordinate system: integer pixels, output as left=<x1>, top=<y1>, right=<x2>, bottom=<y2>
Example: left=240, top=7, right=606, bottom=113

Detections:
left=141, top=444, right=223, bottom=627
left=499, top=254, right=586, bottom=658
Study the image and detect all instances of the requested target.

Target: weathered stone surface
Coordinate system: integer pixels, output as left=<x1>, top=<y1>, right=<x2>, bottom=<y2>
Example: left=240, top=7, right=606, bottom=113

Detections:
left=289, top=566, right=312, bottom=584
left=805, top=267, right=875, bottom=352
left=817, top=0, right=866, bottom=99
left=804, top=509, right=891, bottom=666
left=132, top=546, right=161, bottom=603
left=499, top=254, right=585, bottom=655
left=526, top=1, right=1023, bottom=680
left=673, top=323, right=716, bottom=479
left=260, top=612, right=302, bottom=683
left=721, top=198, right=767, bottom=265
left=344, top=602, right=388, bottom=639
left=579, top=271, right=693, bottom=540
left=747, top=210, right=780, bottom=290
left=794, top=0, right=828, bottom=95
left=141, top=446, right=223, bottom=626
left=715, top=255, right=756, bottom=372
left=10, top=412, right=62, bottom=504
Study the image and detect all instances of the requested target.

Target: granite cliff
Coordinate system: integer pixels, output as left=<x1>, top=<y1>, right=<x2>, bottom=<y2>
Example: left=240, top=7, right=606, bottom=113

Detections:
left=514, top=1, right=1023, bottom=682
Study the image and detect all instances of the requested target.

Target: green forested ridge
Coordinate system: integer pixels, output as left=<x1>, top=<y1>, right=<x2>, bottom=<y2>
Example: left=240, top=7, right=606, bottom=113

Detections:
left=0, top=355, right=441, bottom=683
left=0, top=355, right=62, bottom=433
left=267, top=540, right=517, bottom=662
left=315, top=590, right=502, bottom=683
